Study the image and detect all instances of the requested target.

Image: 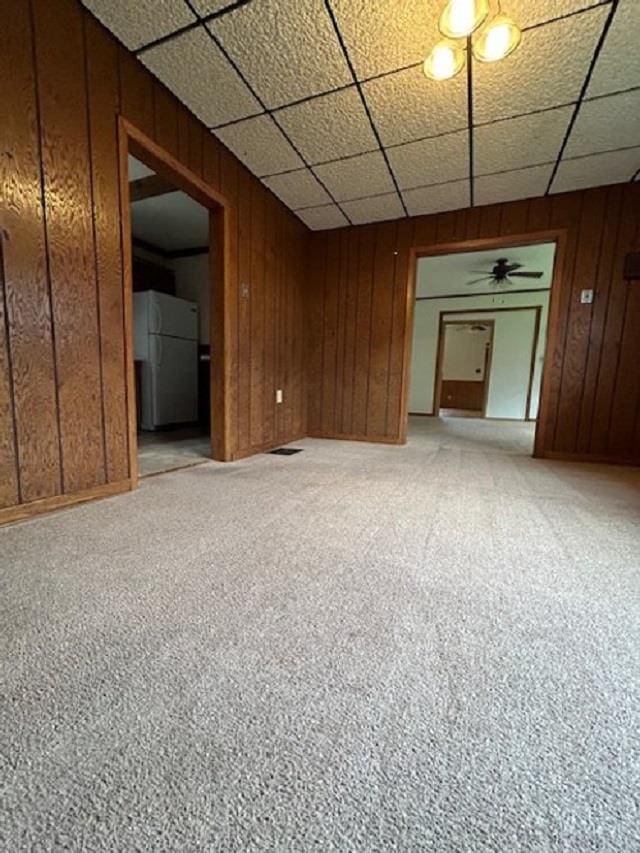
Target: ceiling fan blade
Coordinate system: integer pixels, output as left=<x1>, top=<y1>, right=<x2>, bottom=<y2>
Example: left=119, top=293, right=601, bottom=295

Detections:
left=504, top=262, right=523, bottom=272
left=469, top=270, right=494, bottom=275
left=466, top=276, right=495, bottom=286
left=509, top=271, right=544, bottom=279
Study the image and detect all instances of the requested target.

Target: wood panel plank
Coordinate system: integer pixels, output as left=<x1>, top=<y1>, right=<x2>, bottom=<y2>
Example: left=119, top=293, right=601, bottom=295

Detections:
left=320, top=231, right=341, bottom=435
left=262, top=194, right=277, bottom=444
left=340, top=229, right=360, bottom=435
left=387, top=218, right=414, bottom=438
left=0, top=0, right=61, bottom=503
left=306, top=233, right=327, bottom=434
left=576, top=184, right=623, bottom=454
left=0, top=241, right=19, bottom=507
left=188, top=119, right=204, bottom=179
left=85, top=14, right=129, bottom=482
left=33, top=0, right=105, bottom=493
left=249, top=183, right=265, bottom=447
left=501, top=199, right=529, bottom=235
left=544, top=192, right=582, bottom=452
left=153, top=86, right=179, bottom=159
left=588, top=184, right=637, bottom=456
left=218, top=148, right=238, bottom=458
left=352, top=226, right=376, bottom=436
left=118, top=50, right=154, bottom=139
left=366, top=221, right=397, bottom=436
left=333, top=228, right=350, bottom=435
left=553, top=187, right=607, bottom=453
left=235, top=167, right=253, bottom=451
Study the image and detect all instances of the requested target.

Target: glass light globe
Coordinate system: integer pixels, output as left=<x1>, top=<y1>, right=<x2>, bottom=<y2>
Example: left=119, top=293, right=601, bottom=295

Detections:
left=439, top=0, right=489, bottom=39
left=473, top=13, right=522, bottom=62
left=423, top=40, right=466, bottom=81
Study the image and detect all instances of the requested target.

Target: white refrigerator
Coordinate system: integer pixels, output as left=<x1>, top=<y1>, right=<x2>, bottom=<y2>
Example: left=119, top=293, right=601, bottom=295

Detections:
left=134, top=290, right=198, bottom=431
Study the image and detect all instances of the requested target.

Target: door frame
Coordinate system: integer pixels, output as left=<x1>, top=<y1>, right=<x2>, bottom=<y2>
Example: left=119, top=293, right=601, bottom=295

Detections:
left=117, top=117, right=232, bottom=487
left=434, top=318, right=495, bottom=417
left=401, top=230, right=566, bottom=457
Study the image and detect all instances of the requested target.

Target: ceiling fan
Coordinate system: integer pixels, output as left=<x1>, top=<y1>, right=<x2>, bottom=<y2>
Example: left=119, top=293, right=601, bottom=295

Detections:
left=466, top=258, right=545, bottom=287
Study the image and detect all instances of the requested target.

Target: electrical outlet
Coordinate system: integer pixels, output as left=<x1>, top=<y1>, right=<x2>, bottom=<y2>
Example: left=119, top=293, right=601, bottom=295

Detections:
left=276, top=389, right=283, bottom=404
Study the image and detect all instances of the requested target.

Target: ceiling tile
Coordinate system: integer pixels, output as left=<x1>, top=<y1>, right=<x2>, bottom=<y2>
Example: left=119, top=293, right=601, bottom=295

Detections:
left=341, top=193, right=405, bottom=225
left=565, top=89, right=640, bottom=158
left=474, top=6, right=609, bottom=124
left=275, top=88, right=377, bottom=165
left=142, top=28, right=260, bottom=127
left=215, top=115, right=303, bottom=177
left=475, top=106, right=573, bottom=176
left=190, top=0, right=236, bottom=13
left=587, top=0, right=640, bottom=97
left=551, top=147, right=640, bottom=193
left=362, top=64, right=467, bottom=148
left=475, top=164, right=554, bottom=206
left=387, top=130, right=469, bottom=190
left=263, top=169, right=332, bottom=210
left=313, top=151, right=395, bottom=202
left=207, top=0, right=352, bottom=109
left=296, top=204, right=349, bottom=230
left=403, top=180, right=470, bottom=217
left=81, top=0, right=195, bottom=51
left=506, top=0, right=609, bottom=29
left=330, top=0, right=442, bottom=80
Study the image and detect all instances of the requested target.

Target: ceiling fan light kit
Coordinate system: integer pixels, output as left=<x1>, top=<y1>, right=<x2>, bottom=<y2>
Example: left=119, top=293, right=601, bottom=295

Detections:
left=438, top=0, right=489, bottom=39
left=423, top=39, right=467, bottom=82
left=424, top=1, right=522, bottom=81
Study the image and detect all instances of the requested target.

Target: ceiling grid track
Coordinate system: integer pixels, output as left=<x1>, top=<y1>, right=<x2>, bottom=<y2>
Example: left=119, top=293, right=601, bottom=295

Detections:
left=545, top=0, right=620, bottom=194
left=322, top=0, right=409, bottom=217
left=179, top=0, right=354, bottom=224
left=85, top=0, right=638, bottom=226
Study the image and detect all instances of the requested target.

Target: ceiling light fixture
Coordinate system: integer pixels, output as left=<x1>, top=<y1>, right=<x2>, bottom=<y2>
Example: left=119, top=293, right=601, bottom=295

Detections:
left=423, top=39, right=467, bottom=81
left=472, top=12, right=521, bottom=62
left=439, top=0, right=489, bottom=39
left=424, top=1, right=522, bottom=82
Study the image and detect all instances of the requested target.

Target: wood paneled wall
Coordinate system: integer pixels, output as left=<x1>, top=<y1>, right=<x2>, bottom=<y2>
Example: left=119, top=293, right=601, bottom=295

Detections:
left=307, top=184, right=640, bottom=465
left=0, top=0, right=307, bottom=517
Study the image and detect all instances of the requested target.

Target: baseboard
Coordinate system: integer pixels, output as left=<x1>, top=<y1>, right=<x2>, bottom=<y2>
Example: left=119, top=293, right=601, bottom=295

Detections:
left=306, top=431, right=404, bottom=446
left=0, top=479, right=133, bottom=527
left=536, top=450, right=639, bottom=467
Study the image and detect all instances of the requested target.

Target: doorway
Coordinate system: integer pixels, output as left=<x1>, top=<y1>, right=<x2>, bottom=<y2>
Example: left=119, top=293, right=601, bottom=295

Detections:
left=118, top=118, right=229, bottom=484
left=436, top=320, right=494, bottom=418
left=407, top=237, right=560, bottom=455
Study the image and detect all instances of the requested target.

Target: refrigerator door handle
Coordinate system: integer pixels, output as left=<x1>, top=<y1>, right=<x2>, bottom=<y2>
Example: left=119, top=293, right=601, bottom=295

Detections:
left=156, top=335, right=162, bottom=366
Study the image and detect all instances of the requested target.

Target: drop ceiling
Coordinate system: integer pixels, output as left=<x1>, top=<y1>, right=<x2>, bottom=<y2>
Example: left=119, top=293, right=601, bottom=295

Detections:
left=83, top=0, right=640, bottom=229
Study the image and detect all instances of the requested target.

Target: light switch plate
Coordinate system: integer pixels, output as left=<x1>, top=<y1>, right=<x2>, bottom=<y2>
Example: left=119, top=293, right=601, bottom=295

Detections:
left=581, top=289, right=594, bottom=304
left=276, top=389, right=283, bottom=404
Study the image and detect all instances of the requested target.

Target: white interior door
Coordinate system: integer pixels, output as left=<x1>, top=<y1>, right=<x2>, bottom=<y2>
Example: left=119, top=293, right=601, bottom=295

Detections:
left=150, top=335, right=198, bottom=427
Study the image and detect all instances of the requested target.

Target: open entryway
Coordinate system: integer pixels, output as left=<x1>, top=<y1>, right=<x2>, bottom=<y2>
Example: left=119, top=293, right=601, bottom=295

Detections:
left=409, top=239, right=558, bottom=455
left=127, top=155, right=211, bottom=477
left=118, top=120, right=228, bottom=483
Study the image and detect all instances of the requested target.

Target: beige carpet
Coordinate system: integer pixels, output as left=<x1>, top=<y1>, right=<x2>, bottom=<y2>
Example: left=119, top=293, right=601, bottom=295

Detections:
left=2, top=417, right=639, bottom=851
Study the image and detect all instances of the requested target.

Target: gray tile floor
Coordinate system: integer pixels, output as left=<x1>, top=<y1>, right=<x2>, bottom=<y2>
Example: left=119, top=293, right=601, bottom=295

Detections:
left=137, top=427, right=211, bottom=477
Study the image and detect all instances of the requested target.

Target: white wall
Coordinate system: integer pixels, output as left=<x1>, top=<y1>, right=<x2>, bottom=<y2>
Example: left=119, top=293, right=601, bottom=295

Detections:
left=410, top=290, right=549, bottom=419
left=441, top=326, right=490, bottom=381
left=443, top=310, right=538, bottom=419
left=173, top=253, right=210, bottom=344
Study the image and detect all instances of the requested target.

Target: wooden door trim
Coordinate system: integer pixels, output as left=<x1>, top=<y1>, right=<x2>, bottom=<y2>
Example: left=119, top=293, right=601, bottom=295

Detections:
left=401, top=229, right=566, bottom=453
left=117, top=116, right=232, bottom=491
